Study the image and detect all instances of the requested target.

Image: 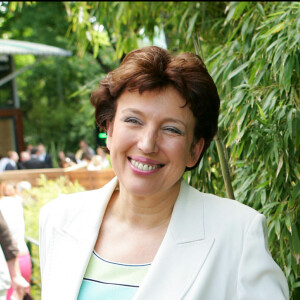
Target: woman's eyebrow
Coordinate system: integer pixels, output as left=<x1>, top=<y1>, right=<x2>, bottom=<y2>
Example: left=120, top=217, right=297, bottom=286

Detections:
left=120, top=108, right=142, bottom=115
left=121, top=108, right=187, bottom=127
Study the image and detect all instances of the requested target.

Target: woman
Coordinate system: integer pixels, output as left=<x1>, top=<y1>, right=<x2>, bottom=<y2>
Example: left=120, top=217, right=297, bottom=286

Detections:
left=0, top=183, right=32, bottom=300
left=39, top=46, right=289, bottom=300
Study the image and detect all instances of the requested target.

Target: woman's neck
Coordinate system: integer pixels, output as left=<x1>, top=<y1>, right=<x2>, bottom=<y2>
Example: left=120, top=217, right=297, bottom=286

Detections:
left=107, top=180, right=181, bottom=230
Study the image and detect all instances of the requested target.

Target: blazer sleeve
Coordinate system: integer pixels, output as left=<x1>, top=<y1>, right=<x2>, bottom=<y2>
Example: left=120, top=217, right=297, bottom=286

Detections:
left=0, top=211, right=19, bottom=261
left=39, top=202, right=53, bottom=280
left=236, top=213, right=289, bottom=300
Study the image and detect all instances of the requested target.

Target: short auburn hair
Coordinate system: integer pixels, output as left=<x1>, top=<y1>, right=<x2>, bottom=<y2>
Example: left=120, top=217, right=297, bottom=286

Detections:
left=90, top=46, right=220, bottom=170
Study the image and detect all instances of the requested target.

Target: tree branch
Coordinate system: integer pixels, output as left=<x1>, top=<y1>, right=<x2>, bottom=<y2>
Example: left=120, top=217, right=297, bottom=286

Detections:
left=87, top=48, right=112, bottom=73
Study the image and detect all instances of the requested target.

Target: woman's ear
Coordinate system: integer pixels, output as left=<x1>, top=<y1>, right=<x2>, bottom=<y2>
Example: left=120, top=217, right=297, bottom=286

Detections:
left=106, top=120, right=113, bottom=151
left=186, top=138, right=205, bottom=168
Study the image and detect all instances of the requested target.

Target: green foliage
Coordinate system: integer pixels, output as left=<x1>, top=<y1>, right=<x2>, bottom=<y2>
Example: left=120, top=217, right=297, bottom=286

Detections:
left=63, top=2, right=226, bottom=58
left=0, top=2, right=109, bottom=157
left=204, top=2, right=300, bottom=297
left=2, top=1, right=299, bottom=298
left=22, top=175, right=85, bottom=299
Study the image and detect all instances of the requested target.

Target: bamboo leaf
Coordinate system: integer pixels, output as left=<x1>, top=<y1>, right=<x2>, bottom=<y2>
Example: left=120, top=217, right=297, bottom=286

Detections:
left=285, top=214, right=292, bottom=233
left=276, top=156, right=284, bottom=178
left=223, top=58, right=236, bottom=79
left=256, top=3, right=265, bottom=16
left=256, top=103, right=267, bottom=121
left=186, top=11, right=199, bottom=43
left=261, top=22, right=285, bottom=38
left=273, top=140, right=279, bottom=165
left=293, top=281, right=300, bottom=289
left=275, top=219, right=281, bottom=239
left=228, top=62, right=249, bottom=80
left=283, top=55, right=294, bottom=88
left=291, top=224, right=300, bottom=254
left=179, top=6, right=191, bottom=32
left=225, top=2, right=237, bottom=24
left=261, top=189, right=266, bottom=205
left=262, top=89, right=277, bottom=112
left=233, top=2, right=248, bottom=20
left=287, top=109, right=294, bottom=138
left=263, top=202, right=280, bottom=212
left=226, top=126, right=237, bottom=147
left=295, top=111, right=300, bottom=147
left=241, top=16, right=249, bottom=39
left=254, top=64, right=269, bottom=86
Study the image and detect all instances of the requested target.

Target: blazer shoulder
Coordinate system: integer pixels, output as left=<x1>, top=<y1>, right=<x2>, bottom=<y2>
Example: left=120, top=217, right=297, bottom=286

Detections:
left=186, top=183, right=260, bottom=225
left=41, top=188, right=99, bottom=210
left=41, top=178, right=117, bottom=217
left=39, top=177, right=118, bottom=228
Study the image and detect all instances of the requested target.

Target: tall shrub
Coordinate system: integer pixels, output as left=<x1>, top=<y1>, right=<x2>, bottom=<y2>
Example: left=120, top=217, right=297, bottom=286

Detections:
left=200, top=2, right=299, bottom=297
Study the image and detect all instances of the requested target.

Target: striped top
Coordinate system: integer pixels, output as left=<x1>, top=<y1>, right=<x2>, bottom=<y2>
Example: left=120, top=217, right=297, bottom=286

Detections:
left=77, top=251, right=151, bottom=300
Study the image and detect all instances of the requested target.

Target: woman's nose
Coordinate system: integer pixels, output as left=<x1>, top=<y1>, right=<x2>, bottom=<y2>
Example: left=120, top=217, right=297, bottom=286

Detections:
left=137, top=129, right=159, bottom=153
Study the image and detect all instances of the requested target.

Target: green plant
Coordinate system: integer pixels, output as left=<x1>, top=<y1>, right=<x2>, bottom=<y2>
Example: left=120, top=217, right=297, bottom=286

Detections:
left=202, top=3, right=300, bottom=297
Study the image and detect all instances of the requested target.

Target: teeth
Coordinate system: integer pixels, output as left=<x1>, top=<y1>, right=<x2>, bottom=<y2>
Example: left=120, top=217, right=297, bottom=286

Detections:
left=131, top=159, right=159, bottom=171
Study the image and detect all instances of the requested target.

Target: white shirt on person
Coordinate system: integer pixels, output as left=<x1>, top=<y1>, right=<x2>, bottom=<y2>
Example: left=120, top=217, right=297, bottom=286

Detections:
left=0, top=158, right=9, bottom=172
left=0, top=196, right=29, bottom=254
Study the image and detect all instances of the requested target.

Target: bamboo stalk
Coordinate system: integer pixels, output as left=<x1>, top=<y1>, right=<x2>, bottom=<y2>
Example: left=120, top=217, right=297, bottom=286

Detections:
left=215, top=131, right=235, bottom=199
left=193, top=35, right=235, bottom=200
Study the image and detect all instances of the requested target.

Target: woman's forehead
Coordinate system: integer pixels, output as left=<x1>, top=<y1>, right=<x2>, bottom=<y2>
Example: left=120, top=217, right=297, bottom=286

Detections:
left=114, top=87, right=196, bottom=129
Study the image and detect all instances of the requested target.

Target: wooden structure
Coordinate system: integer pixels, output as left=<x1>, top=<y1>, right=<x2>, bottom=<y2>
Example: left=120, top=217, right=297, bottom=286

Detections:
left=0, top=108, right=24, bottom=156
left=0, top=167, right=115, bottom=191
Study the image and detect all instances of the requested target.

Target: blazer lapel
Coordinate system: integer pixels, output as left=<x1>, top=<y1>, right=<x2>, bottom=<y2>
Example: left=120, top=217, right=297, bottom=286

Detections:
left=134, top=180, right=215, bottom=300
left=43, top=177, right=119, bottom=300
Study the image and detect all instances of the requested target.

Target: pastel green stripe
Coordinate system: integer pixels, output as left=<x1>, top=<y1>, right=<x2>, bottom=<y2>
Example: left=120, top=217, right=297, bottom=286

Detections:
left=84, top=253, right=151, bottom=287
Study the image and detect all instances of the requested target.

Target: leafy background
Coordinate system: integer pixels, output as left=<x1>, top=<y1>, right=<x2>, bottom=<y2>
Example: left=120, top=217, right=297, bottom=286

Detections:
left=0, top=1, right=299, bottom=298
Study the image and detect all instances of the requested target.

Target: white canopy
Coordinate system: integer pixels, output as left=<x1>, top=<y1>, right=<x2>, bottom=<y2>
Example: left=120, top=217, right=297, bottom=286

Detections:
left=0, top=39, right=72, bottom=56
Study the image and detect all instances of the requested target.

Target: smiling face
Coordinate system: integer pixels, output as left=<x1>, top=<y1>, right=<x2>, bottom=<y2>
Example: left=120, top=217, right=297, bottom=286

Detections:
left=107, top=86, right=204, bottom=199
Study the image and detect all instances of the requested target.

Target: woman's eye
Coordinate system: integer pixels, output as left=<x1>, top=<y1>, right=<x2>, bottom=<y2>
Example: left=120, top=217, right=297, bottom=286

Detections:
left=124, top=117, right=141, bottom=125
left=164, top=127, right=183, bottom=135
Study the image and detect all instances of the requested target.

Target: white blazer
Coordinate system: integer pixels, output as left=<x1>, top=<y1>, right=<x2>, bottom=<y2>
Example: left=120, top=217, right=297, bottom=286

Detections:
left=39, top=177, right=289, bottom=300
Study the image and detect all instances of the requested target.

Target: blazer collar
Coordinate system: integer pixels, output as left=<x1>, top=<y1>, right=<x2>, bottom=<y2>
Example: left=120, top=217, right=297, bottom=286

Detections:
left=168, top=179, right=205, bottom=243
left=61, top=176, right=118, bottom=239
left=134, top=179, right=214, bottom=300
left=42, top=177, right=119, bottom=300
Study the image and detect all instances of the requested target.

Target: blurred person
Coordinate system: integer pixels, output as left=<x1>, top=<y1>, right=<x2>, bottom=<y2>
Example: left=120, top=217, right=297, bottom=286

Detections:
left=77, top=151, right=92, bottom=169
left=87, top=155, right=103, bottom=171
left=75, top=140, right=95, bottom=162
left=96, top=146, right=110, bottom=169
left=15, top=182, right=32, bottom=195
left=25, top=145, right=32, bottom=155
left=0, top=183, right=32, bottom=300
left=0, top=158, right=9, bottom=173
left=37, top=144, right=53, bottom=168
left=0, top=152, right=19, bottom=172
left=39, top=46, right=288, bottom=299
left=17, top=152, right=30, bottom=170
left=58, top=151, right=76, bottom=168
left=58, top=151, right=67, bottom=168
left=20, top=148, right=45, bottom=169
left=66, top=153, right=77, bottom=165
left=4, top=152, right=19, bottom=171
left=0, top=211, right=29, bottom=300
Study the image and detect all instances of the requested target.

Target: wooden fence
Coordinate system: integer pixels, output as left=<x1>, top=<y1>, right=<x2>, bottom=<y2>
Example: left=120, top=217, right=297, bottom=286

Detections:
left=0, top=167, right=115, bottom=190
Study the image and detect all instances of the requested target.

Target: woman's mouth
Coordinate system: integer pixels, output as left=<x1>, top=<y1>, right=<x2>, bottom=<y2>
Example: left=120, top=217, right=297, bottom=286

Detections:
left=129, top=158, right=163, bottom=171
